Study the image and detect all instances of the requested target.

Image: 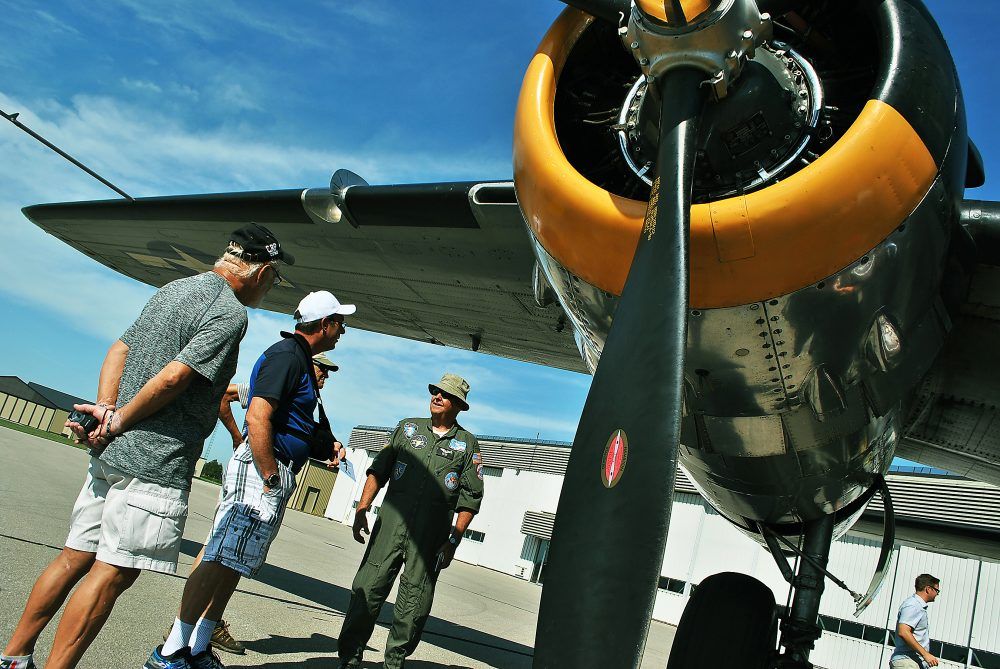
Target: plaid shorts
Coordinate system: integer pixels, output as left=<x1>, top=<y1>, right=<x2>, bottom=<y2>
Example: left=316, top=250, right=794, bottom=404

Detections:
left=202, top=443, right=296, bottom=577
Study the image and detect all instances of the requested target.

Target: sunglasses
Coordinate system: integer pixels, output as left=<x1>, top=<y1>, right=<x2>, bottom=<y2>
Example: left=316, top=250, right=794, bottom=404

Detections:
left=430, top=387, right=458, bottom=403
left=270, top=264, right=283, bottom=287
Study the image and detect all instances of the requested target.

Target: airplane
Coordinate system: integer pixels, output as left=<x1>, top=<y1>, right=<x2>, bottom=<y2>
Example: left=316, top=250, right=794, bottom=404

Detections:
left=14, top=0, right=1000, bottom=667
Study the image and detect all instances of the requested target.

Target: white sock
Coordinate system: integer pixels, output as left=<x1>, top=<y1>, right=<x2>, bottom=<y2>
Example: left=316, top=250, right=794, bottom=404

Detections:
left=189, top=617, right=218, bottom=655
left=0, top=656, right=33, bottom=669
left=162, top=617, right=195, bottom=656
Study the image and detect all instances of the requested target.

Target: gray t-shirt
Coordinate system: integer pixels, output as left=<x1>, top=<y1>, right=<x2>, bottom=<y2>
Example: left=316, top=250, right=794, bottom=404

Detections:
left=99, top=271, right=247, bottom=490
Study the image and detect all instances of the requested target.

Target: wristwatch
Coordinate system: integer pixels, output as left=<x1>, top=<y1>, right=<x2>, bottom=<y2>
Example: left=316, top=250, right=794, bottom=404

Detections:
left=448, top=534, right=460, bottom=546
left=265, top=473, right=281, bottom=489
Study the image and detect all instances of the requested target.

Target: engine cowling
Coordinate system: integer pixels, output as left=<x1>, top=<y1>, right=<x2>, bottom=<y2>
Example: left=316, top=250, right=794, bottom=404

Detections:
left=513, top=0, right=970, bottom=533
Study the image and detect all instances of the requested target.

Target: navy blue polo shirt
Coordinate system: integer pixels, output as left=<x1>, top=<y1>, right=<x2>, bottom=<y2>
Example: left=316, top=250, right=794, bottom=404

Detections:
left=244, top=333, right=316, bottom=471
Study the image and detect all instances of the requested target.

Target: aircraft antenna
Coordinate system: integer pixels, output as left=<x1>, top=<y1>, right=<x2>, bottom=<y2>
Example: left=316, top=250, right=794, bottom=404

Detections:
left=1, top=107, right=134, bottom=201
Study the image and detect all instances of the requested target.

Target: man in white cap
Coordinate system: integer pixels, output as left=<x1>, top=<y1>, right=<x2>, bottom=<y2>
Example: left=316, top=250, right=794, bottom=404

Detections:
left=159, top=350, right=343, bottom=657
left=147, top=291, right=354, bottom=669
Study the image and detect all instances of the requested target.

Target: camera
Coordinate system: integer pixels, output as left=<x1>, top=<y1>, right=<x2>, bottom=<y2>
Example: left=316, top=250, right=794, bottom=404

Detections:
left=68, top=409, right=100, bottom=433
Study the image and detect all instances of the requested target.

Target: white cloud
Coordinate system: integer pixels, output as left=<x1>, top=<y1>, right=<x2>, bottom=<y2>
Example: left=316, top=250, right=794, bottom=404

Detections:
left=101, top=0, right=329, bottom=48
left=1, top=55, right=583, bottom=464
left=33, top=9, right=81, bottom=36
left=120, top=78, right=163, bottom=94
left=321, top=3, right=395, bottom=28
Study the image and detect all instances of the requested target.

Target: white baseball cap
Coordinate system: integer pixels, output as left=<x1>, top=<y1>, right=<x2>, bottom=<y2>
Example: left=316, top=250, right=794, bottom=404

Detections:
left=294, top=291, right=356, bottom=322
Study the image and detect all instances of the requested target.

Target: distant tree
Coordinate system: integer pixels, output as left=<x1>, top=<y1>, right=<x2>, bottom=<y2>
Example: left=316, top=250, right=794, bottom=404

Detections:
left=201, top=459, right=223, bottom=483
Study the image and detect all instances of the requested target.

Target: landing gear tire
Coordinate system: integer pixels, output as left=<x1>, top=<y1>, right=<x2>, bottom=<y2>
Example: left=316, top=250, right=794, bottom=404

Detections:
left=665, top=572, right=778, bottom=669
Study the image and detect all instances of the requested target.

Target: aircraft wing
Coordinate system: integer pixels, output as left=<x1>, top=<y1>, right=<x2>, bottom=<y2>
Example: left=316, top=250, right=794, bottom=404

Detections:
left=23, top=181, right=587, bottom=373
left=899, top=261, right=1000, bottom=488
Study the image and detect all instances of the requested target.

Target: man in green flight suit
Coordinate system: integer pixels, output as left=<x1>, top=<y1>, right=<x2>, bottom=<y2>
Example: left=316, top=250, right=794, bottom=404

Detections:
left=337, top=373, right=485, bottom=669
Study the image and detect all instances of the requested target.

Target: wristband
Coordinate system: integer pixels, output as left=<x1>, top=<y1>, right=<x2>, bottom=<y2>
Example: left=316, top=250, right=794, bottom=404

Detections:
left=104, top=410, right=116, bottom=439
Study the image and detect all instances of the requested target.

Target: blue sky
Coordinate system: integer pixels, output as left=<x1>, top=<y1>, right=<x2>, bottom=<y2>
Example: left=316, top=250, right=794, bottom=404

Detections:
left=1, top=1, right=997, bottom=468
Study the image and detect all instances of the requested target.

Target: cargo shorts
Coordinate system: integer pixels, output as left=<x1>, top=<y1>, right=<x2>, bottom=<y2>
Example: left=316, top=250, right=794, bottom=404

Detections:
left=65, top=456, right=189, bottom=574
left=202, top=442, right=296, bottom=577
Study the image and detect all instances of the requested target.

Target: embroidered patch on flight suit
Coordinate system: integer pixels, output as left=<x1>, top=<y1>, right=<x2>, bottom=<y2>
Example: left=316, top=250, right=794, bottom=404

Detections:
left=393, top=462, right=407, bottom=480
left=444, top=471, right=460, bottom=491
left=403, top=422, right=418, bottom=438
left=476, top=464, right=484, bottom=480
left=472, top=452, right=482, bottom=465
left=450, top=439, right=467, bottom=452
left=437, top=447, right=455, bottom=460
left=411, top=435, right=427, bottom=450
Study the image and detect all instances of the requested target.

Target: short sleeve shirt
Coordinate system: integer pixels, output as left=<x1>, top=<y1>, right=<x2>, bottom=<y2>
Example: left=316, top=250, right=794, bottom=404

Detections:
left=892, top=594, right=930, bottom=660
left=235, top=382, right=250, bottom=409
left=245, top=333, right=318, bottom=471
left=369, top=417, right=484, bottom=514
left=100, top=272, right=247, bottom=490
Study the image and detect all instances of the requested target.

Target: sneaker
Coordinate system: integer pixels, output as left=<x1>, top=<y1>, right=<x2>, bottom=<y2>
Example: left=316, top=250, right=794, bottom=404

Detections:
left=188, top=648, right=225, bottom=669
left=144, top=645, right=191, bottom=669
left=210, top=620, right=245, bottom=655
left=0, top=658, right=36, bottom=669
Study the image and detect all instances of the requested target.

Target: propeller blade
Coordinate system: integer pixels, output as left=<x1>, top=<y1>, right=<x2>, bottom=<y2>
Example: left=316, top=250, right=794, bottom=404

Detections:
left=554, top=0, right=630, bottom=22
left=665, top=0, right=689, bottom=26
left=533, top=66, right=707, bottom=668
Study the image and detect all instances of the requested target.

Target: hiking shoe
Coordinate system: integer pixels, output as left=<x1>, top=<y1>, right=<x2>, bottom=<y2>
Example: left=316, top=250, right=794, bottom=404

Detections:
left=144, top=645, right=191, bottom=669
left=0, top=658, right=36, bottom=669
left=211, top=620, right=245, bottom=655
left=188, top=648, right=225, bottom=669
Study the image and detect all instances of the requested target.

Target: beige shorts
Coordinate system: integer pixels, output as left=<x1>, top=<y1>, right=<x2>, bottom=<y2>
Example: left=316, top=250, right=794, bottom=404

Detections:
left=65, top=456, right=189, bottom=574
left=890, top=656, right=924, bottom=668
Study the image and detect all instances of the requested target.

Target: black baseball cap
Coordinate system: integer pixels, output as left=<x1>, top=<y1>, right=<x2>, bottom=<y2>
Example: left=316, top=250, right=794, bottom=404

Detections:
left=228, top=223, right=295, bottom=265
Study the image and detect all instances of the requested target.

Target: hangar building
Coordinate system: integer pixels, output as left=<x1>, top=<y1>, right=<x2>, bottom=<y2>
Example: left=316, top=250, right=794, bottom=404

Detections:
left=0, top=376, right=89, bottom=437
left=328, top=426, right=1000, bottom=669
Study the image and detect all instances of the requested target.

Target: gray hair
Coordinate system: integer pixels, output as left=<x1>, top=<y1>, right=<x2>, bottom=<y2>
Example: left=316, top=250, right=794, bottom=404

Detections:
left=214, top=250, right=271, bottom=279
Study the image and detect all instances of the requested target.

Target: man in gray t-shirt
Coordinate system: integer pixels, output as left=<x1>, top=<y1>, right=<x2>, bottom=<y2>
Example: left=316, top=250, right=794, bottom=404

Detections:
left=0, top=224, right=292, bottom=669
left=100, top=270, right=248, bottom=490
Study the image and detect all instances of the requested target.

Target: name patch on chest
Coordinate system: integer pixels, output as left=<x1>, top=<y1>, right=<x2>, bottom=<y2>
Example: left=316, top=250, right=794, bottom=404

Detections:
left=437, top=447, right=455, bottom=460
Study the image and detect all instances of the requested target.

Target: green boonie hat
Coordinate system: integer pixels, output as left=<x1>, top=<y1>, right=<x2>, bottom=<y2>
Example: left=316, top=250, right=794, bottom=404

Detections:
left=429, top=373, right=471, bottom=411
left=312, top=353, right=338, bottom=372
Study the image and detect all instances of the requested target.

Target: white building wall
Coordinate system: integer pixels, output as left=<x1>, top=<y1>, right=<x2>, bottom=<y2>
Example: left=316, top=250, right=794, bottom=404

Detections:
left=972, top=561, right=1000, bottom=655
left=453, top=468, right=562, bottom=576
left=326, top=447, right=377, bottom=523
left=333, top=433, right=1000, bottom=668
left=326, top=448, right=564, bottom=580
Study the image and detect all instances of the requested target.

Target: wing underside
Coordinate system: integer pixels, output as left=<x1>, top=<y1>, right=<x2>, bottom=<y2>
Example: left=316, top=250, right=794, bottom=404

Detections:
left=23, top=181, right=586, bottom=373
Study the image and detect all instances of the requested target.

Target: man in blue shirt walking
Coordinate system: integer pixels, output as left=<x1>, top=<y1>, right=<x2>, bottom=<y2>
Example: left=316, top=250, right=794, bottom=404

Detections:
left=890, top=573, right=941, bottom=668
left=146, top=290, right=353, bottom=669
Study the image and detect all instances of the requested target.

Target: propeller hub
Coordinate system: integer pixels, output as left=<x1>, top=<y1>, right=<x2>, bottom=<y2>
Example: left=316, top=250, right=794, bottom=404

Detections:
left=616, top=41, right=824, bottom=200
left=625, top=0, right=771, bottom=99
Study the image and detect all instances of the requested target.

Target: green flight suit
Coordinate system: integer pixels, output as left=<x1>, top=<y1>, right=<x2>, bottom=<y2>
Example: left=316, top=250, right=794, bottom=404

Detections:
left=338, top=417, right=485, bottom=669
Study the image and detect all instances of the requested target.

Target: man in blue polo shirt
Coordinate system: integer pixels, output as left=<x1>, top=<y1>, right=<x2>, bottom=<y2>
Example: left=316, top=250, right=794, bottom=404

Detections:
left=147, top=291, right=353, bottom=669
left=890, top=573, right=941, bottom=668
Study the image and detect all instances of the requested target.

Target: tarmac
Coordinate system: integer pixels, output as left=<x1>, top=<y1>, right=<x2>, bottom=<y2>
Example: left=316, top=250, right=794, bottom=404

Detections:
left=0, top=427, right=676, bottom=668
